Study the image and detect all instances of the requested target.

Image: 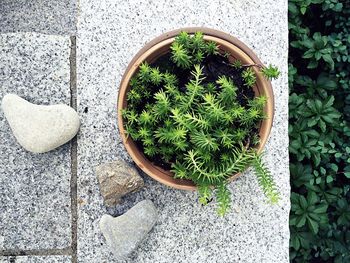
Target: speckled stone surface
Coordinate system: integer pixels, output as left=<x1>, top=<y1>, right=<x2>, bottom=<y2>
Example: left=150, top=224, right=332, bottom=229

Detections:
left=77, top=0, right=289, bottom=262
left=0, top=0, right=76, bottom=35
left=0, top=33, right=72, bottom=249
left=0, top=256, right=71, bottom=263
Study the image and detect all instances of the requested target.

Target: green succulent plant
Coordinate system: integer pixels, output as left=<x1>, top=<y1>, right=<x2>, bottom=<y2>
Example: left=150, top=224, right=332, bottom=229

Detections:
left=122, top=31, right=280, bottom=215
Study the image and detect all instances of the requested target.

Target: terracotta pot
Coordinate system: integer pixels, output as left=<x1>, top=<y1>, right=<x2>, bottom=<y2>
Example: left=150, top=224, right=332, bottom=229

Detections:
left=118, top=27, right=274, bottom=190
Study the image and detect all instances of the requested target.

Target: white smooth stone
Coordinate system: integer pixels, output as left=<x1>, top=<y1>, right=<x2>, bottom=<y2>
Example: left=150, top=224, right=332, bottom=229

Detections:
left=1, top=94, right=80, bottom=153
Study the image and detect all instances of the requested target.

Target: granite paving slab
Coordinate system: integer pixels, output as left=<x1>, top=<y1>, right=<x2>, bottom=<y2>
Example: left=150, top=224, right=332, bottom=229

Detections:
left=0, top=33, right=72, bottom=250
left=0, top=0, right=76, bottom=35
left=77, top=0, right=289, bottom=262
left=0, top=256, right=71, bottom=263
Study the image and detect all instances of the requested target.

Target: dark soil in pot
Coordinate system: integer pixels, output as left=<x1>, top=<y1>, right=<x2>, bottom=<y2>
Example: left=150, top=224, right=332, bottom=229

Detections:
left=132, top=51, right=259, bottom=171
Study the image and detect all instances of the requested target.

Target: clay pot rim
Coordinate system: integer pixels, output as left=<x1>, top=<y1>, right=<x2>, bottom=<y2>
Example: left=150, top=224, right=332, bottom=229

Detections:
left=118, top=27, right=274, bottom=191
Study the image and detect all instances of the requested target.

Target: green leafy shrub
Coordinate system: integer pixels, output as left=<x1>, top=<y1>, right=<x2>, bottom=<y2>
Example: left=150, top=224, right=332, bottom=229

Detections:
left=289, top=0, right=350, bottom=262
left=122, top=32, right=280, bottom=215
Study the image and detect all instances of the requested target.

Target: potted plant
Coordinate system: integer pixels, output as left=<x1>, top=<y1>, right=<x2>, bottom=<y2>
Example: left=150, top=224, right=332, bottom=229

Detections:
left=118, top=28, right=280, bottom=215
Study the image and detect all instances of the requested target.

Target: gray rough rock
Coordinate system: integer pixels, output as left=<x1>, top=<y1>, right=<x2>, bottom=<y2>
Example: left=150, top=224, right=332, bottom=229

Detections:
left=99, top=200, right=158, bottom=260
left=96, top=160, right=144, bottom=206
left=1, top=94, right=80, bottom=153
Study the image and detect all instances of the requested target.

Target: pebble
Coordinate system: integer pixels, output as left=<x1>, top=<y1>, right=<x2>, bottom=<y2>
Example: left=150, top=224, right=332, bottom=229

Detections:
left=1, top=94, right=80, bottom=153
left=100, top=200, right=158, bottom=260
left=95, top=159, right=144, bottom=206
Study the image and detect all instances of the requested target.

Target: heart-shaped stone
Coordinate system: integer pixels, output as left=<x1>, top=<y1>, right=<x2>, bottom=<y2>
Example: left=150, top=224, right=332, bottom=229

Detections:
left=1, top=94, right=80, bottom=153
left=100, top=200, right=158, bottom=260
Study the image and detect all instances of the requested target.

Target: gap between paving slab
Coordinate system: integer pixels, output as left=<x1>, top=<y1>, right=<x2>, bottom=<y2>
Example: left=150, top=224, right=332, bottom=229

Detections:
left=0, top=249, right=70, bottom=257
left=0, top=255, right=71, bottom=263
left=69, top=36, right=78, bottom=263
